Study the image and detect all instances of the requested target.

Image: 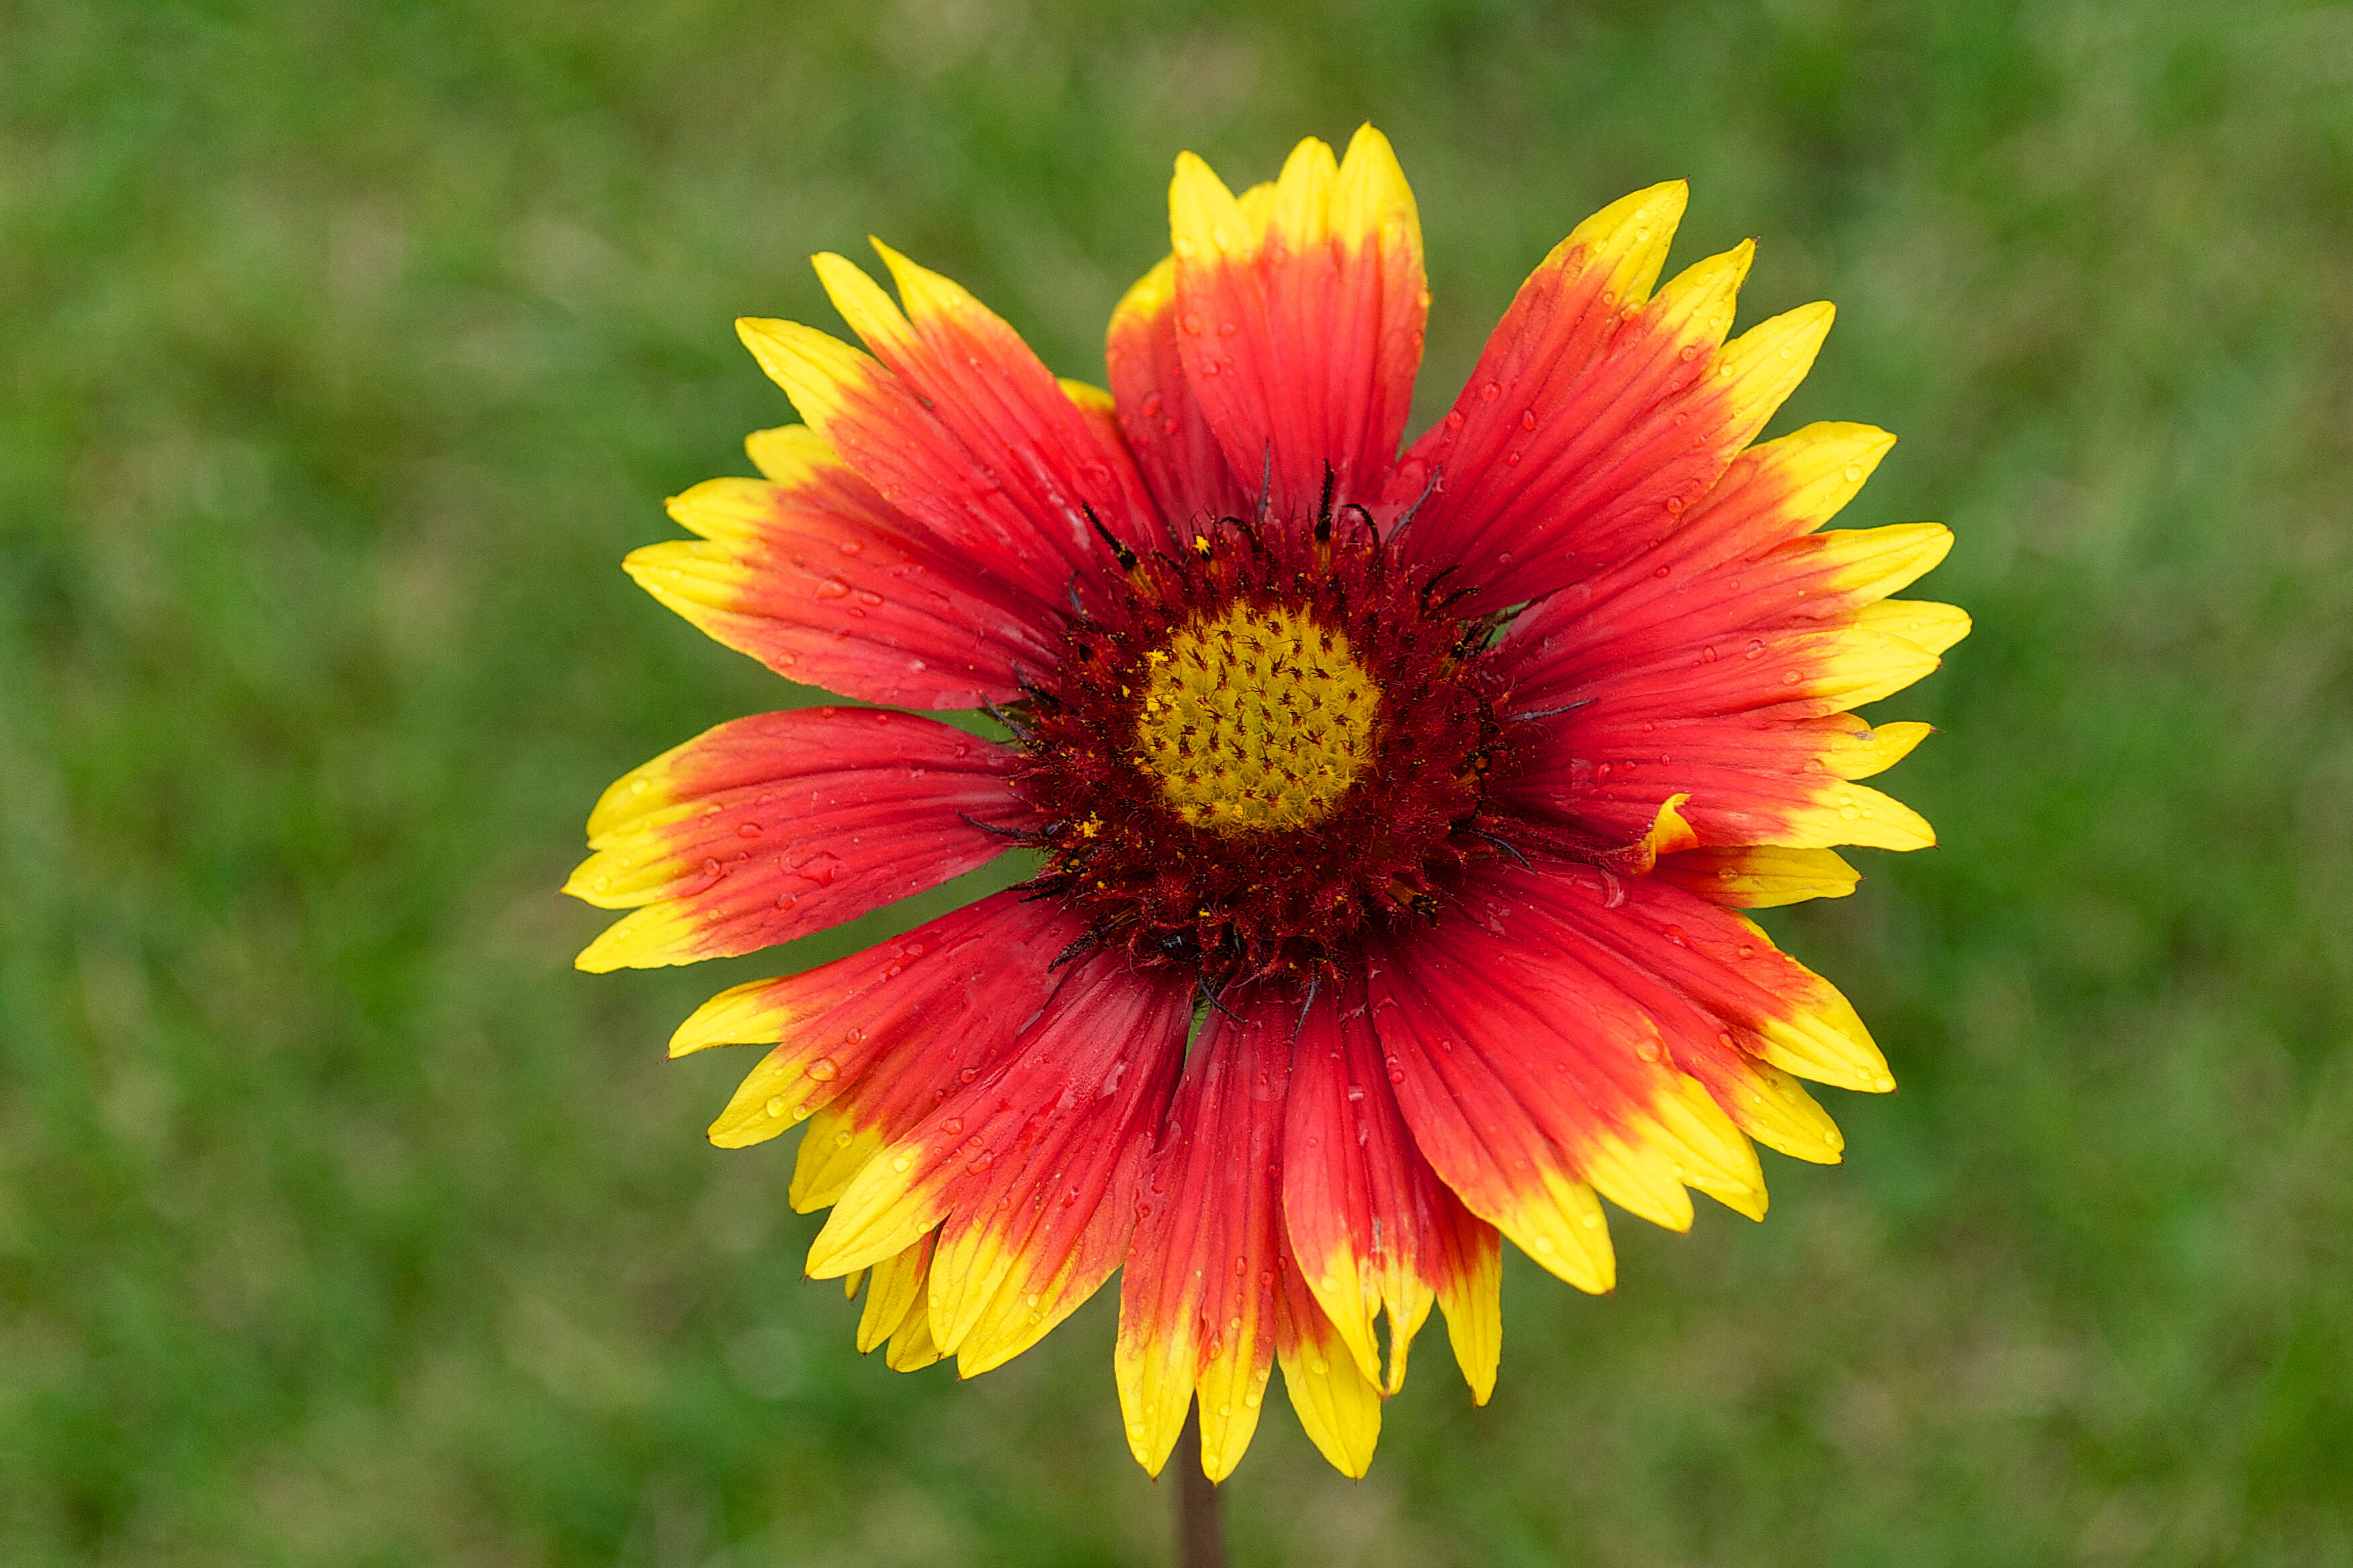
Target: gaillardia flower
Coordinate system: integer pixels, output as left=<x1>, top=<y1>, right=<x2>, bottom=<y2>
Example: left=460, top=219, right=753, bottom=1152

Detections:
left=570, top=126, right=1964, bottom=1481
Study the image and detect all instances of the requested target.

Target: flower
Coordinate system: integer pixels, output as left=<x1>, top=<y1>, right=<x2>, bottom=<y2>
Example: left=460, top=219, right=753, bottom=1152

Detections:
left=568, top=125, right=1965, bottom=1481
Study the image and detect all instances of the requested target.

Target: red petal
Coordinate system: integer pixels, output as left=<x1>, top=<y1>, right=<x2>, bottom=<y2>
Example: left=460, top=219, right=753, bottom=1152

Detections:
left=1284, top=975, right=1499, bottom=1399
left=806, top=953, right=1191, bottom=1373
left=1115, top=990, right=1287, bottom=1478
left=737, top=307, right=1118, bottom=615
left=1166, top=128, right=1426, bottom=526
left=567, top=707, right=1032, bottom=971
left=1394, top=185, right=1832, bottom=611
left=1105, top=257, right=1250, bottom=530
left=629, top=427, right=1060, bottom=708
left=674, top=889, right=1087, bottom=1149
left=1486, top=858, right=1891, bottom=1097
left=815, top=240, right=1163, bottom=570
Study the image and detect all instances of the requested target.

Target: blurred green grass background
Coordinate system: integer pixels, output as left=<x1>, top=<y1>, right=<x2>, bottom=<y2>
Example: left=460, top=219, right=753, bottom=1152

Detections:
left=5, top=0, right=2351, bottom=1563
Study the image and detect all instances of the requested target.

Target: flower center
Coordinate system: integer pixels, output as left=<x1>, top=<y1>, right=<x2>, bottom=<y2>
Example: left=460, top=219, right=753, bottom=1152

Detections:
left=1133, top=604, right=1382, bottom=834
left=1008, top=519, right=1519, bottom=984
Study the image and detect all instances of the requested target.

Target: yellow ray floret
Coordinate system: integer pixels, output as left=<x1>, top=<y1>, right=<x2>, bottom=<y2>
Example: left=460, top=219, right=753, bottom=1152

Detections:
left=1682, top=845, right=1863, bottom=907
left=790, top=1107, right=884, bottom=1212
left=667, top=977, right=792, bottom=1059
left=856, top=1235, right=934, bottom=1354
left=1710, top=300, right=1836, bottom=429
left=1815, top=521, right=1955, bottom=604
left=705, top=1048, right=824, bottom=1149
left=806, top=1137, right=947, bottom=1276
left=1648, top=240, right=1754, bottom=357
left=1557, top=179, right=1689, bottom=311
left=1779, top=780, right=1937, bottom=852
left=1195, top=1332, right=1278, bottom=1484
left=736, top=316, right=872, bottom=431
left=1738, top=920, right=1896, bottom=1092
left=1277, top=1318, right=1383, bottom=1479
left=1727, top=421, right=1897, bottom=534
left=1482, top=1167, right=1616, bottom=1293
left=744, top=422, right=830, bottom=484
left=1330, top=124, right=1421, bottom=259
left=1817, top=717, right=1934, bottom=781
left=1799, top=627, right=1946, bottom=710
left=1856, top=599, right=1973, bottom=656
left=1115, top=1327, right=1198, bottom=1477
left=1437, top=1237, right=1502, bottom=1405
left=1721, top=1062, right=1846, bottom=1165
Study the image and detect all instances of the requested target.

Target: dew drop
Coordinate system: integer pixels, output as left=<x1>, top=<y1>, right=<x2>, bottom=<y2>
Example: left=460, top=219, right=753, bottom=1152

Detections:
left=1480, top=380, right=1501, bottom=402
left=805, top=1056, right=839, bottom=1083
left=816, top=578, right=850, bottom=601
left=891, top=1153, right=913, bottom=1173
left=765, top=1096, right=787, bottom=1118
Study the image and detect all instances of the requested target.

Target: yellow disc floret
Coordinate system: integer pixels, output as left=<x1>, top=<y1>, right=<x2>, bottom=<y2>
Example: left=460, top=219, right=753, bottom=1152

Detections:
left=1133, top=602, right=1383, bottom=834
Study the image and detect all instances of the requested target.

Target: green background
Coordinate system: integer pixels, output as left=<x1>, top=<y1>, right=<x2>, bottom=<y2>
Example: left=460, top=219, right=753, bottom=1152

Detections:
left=6, top=0, right=2350, bottom=1562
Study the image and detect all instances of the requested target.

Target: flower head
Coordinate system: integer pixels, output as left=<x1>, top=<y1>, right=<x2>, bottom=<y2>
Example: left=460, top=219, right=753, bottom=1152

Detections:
left=570, top=126, right=1965, bottom=1481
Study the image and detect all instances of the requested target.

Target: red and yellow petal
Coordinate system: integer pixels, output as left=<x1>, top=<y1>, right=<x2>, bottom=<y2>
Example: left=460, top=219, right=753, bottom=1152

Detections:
left=1495, top=859, right=1892, bottom=1099
left=623, top=426, right=1057, bottom=709
left=1115, top=988, right=1386, bottom=1481
left=1105, top=255, right=1252, bottom=529
left=813, top=241, right=1162, bottom=562
left=1396, top=181, right=1837, bottom=611
left=736, top=313, right=1105, bottom=615
left=805, top=954, right=1191, bottom=1377
left=1652, top=844, right=1862, bottom=909
left=1283, top=976, right=1502, bottom=1401
left=1164, top=126, right=1427, bottom=523
left=671, top=889, right=1083, bottom=1149
left=565, top=707, right=1033, bottom=971
left=1371, top=891, right=1783, bottom=1288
